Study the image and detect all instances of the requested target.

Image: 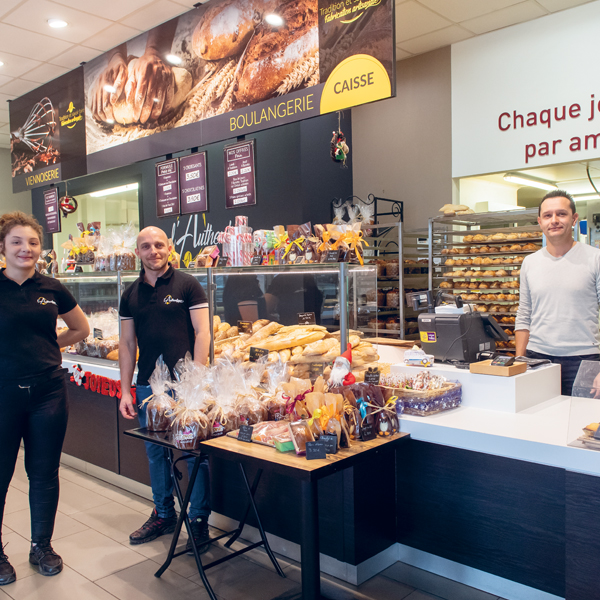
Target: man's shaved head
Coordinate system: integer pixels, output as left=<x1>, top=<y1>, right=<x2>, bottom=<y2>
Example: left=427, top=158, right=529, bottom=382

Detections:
left=137, top=226, right=169, bottom=248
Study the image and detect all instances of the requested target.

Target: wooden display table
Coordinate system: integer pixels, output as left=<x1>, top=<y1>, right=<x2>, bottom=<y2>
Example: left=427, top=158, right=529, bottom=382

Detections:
left=201, top=432, right=409, bottom=600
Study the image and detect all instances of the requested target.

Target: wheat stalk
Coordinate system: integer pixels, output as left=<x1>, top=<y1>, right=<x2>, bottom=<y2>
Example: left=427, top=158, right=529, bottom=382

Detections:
left=276, top=52, right=319, bottom=96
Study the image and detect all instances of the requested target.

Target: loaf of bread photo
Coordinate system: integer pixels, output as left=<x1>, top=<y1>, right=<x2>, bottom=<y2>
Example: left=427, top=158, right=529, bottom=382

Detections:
left=235, top=0, right=318, bottom=105
left=192, top=0, right=280, bottom=61
left=111, top=59, right=192, bottom=125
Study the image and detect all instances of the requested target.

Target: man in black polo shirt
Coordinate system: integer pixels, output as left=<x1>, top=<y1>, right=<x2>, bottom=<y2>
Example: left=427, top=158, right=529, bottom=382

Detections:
left=119, top=226, right=211, bottom=554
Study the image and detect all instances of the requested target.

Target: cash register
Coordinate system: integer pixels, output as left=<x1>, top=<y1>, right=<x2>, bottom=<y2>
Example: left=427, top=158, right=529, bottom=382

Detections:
left=409, top=291, right=509, bottom=364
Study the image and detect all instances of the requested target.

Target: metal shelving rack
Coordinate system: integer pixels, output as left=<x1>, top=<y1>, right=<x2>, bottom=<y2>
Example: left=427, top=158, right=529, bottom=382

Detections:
left=347, top=196, right=429, bottom=340
left=428, top=208, right=544, bottom=353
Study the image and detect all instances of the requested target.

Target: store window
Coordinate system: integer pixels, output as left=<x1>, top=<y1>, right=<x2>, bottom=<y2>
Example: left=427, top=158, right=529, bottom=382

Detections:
left=53, top=183, right=140, bottom=272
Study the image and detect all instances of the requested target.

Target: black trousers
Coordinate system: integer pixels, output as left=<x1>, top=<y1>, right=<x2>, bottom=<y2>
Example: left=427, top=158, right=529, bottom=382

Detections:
left=0, top=368, right=68, bottom=543
left=526, top=350, right=600, bottom=396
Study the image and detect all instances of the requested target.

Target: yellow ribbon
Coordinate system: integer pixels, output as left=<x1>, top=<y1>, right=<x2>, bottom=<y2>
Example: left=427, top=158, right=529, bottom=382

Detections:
left=273, top=233, right=289, bottom=249
left=283, top=237, right=305, bottom=259
left=318, top=404, right=337, bottom=430
left=318, top=231, right=333, bottom=253
left=308, top=408, right=322, bottom=427
left=333, top=231, right=369, bottom=265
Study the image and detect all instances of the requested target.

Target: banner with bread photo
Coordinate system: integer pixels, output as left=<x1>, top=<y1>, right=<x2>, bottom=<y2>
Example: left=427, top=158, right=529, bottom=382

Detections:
left=84, top=0, right=395, bottom=164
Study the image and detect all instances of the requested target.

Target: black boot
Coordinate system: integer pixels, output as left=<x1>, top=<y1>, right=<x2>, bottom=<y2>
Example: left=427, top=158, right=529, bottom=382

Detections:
left=0, top=544, right=16, bottom=585
left=186, top=516, right=211, bottom=556
left=29, top=540, right=63, bottom=576
left=129, top=509, right=177, bottom=545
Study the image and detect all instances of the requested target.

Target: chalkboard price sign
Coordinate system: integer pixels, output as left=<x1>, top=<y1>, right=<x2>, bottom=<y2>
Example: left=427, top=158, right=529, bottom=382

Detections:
left=305, top=441, right=327, bottom=460
left=238, top=425, right=253, bottom=443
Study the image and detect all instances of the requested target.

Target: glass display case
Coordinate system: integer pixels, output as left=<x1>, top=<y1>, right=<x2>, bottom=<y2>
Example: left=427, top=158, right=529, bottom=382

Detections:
left=57, top=263, right=377, bottom=364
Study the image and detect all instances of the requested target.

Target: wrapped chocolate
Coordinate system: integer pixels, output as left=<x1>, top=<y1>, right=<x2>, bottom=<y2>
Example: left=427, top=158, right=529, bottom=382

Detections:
left=142, top=356, right=175, bottom=432
left=288, top=420, right=314, bottom=455
left=171, top=410, right=210, bottom=449
left=303, top=237, right=321, bottom=263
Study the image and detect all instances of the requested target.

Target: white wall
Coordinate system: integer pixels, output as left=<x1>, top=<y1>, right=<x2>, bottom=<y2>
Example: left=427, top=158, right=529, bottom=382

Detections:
left=0, top=148, right=32, bottom=215
left=352, top=47, right=452, bottom=233
left=452, top=0, right=600, bottom=177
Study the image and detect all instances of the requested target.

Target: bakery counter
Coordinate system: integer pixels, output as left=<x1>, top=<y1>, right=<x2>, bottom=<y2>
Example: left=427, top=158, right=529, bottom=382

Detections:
left=399, top=395, right=600, bottom=476
left=394, top=367, right=600, bottom=600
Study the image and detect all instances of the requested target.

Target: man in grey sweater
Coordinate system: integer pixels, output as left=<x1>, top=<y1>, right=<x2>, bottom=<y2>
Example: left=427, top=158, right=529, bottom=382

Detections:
left=516, top=189, right=600, bottom=395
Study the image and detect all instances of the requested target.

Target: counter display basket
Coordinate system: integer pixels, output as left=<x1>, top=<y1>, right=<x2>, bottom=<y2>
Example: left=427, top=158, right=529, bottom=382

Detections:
left=429, top=208, right=544, bottom=356
left=381, top=381, right=462, bottom=416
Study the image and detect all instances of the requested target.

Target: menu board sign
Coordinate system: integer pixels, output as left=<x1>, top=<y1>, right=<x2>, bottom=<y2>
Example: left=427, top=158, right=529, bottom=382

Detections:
left=179, top=152, right=208, bottom=214
left=43, top=188, right=60, bottom=233
left=224, top=140, right=256, bottom=209
left=155, top=158, right=180, bottom=218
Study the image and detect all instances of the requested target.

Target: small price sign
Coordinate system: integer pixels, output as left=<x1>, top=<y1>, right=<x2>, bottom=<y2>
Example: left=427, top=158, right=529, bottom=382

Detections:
left=93, top=328, right=103, bottom=340
left=306, top=440, right=327, bottom=460
left=298, top=312, right=316, bottom=325
left=364, top=367, right=380, bottom=385
left=321, top=434, right=338, bottom=454
left=237, top=425, right=254, bottom=443
left=324, top=249, right=340, bottom=263
left=251, top=256, right=262, bottom=265
left=238, top=320, right=253, bottom=333
left=360, top=423, right=376, bottom=441
left=249, top=347, right=269, bottom=362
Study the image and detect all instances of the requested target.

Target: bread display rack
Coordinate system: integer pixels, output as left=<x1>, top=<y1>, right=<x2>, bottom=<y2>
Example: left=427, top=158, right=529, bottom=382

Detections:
left=428, top=208, right=544, bottom=354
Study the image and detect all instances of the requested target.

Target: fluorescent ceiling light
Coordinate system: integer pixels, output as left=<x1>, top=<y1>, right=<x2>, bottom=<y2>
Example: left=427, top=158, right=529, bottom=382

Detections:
left=89, top=183, right=138, bottom=197
left=166, top=54, right=182, bottom=65
left=573, top=194, right=600, bottom=201
left=48, top=19, right=67, bottom=28
left=265, top=14, right=284, bottom=26
left=503, top=172, right=558, bottom=191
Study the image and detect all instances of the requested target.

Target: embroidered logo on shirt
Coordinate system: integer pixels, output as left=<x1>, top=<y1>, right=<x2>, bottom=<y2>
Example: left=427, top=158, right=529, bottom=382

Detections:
left=164, top=295, right=184, bottom=305
left=37, top=297, right=57, bottom=306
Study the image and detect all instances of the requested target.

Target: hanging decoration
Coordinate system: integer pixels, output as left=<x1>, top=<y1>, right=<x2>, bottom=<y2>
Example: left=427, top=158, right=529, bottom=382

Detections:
left=59, top=181, right=78, bottom=218
left=330, top=111, right=350, bottom=167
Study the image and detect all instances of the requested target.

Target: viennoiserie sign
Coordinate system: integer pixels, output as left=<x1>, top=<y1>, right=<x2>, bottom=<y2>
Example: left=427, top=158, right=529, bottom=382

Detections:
left=10, top=68, right=87, bottom=193
left=83, top=0, right=395, bottom=173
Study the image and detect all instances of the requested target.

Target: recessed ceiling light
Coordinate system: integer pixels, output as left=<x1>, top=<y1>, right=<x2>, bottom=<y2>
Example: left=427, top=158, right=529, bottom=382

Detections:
left=265, top=13, right=284, bottom=26
left=103, top=84, right=116, bottom=93
left=166, top=54, right=182, bottom=65
left=153, top=98, right=159, bottom=103
left=105, top=119, right=115, bottom=124
left=48, top=19, right=68, bottom=28
left=0, top=61, right=4, bottom=67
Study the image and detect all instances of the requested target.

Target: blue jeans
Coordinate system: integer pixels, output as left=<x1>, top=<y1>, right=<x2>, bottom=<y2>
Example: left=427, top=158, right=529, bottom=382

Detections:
left=526, top=350, right=600, bottom=396
left=136, top=385, right=210, bottom=520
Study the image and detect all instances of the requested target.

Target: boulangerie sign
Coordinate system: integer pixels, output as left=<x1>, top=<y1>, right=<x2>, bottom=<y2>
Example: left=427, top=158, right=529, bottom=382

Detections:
left=451, top=1, right=600, bottom=178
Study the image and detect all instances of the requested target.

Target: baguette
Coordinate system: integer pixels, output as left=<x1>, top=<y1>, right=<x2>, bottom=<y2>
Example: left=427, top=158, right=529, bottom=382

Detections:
left=278, top=324, right=327, bottom=335
left=253, top=331, right=325, bottom=351
left=302, top=338, right=338, bottom=356
left=242, top=321, right=283, bottom=348
left=292, top=345, right=304, bottom=356
left=279, top=349, right=291, bottom=362
left=252, top=319, right=270, bottom=333
left=226, top=326, right=239, bottom=338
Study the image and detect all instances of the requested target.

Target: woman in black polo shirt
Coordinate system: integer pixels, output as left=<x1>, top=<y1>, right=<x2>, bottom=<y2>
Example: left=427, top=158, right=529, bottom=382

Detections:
left=0, top=212, right=89, bottom=585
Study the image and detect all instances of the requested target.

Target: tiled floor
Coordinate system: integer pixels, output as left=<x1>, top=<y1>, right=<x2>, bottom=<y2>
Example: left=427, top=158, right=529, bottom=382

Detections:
left=0, top=451, right=509, bottom=600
